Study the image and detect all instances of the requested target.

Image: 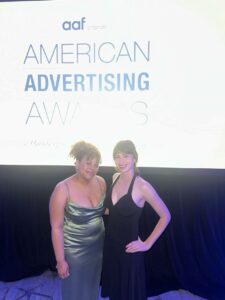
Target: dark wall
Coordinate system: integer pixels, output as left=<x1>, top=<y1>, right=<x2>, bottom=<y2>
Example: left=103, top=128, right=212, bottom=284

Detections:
left=0, top=165, right=225, bottom=299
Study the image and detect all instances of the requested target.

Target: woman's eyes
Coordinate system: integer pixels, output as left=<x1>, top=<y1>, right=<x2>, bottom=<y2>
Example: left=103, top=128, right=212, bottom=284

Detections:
left=86, top=161, right=98, bottom=168
left=115, top=154, right=129, bottom=159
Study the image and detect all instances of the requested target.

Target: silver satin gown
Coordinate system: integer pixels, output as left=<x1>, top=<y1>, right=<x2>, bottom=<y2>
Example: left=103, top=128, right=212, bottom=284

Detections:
left=62, top=197, right=105, bottom=300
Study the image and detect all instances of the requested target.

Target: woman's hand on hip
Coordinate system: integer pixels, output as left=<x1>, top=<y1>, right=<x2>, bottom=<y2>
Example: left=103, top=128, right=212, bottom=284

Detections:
left=125, top=237, right=150, bottom=253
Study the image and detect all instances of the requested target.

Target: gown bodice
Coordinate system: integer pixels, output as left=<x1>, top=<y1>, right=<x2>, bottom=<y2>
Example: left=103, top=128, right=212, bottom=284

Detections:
left=63, top=198, right=105, bottom=249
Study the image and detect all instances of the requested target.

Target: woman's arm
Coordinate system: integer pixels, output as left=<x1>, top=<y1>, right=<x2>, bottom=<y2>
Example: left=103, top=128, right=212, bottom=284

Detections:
left=126, top=179, right=171, bottom=253
left=49, top=182, right=69, bottom=278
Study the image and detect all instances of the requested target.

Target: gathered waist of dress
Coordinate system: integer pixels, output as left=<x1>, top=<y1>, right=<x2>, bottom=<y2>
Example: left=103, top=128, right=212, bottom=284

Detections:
left=64, top=212, right=103, bottom=225
left=63, top=216, right=104, bottom=249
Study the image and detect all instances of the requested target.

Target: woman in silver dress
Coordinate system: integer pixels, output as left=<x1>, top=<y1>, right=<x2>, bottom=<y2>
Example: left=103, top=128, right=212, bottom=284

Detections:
left=49, top=141, right=106, bottom=300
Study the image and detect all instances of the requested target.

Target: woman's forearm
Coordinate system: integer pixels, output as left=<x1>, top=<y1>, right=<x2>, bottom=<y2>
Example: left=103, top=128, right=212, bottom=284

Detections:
left=51, top=227, right=65, bottom=263
left=145, top=214, right=171, bottom=249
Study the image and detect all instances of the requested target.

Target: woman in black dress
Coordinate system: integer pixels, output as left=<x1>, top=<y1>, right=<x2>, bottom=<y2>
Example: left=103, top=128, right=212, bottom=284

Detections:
left=101, top=140, right=171, bottom=300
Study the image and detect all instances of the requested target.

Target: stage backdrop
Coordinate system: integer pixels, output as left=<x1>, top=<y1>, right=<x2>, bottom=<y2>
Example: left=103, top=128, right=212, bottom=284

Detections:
left=0, top=0, right=225, bottom=168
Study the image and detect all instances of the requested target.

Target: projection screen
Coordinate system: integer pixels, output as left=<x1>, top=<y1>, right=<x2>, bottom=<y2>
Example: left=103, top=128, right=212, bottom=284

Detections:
left=0, top=0, right=225, bottom=167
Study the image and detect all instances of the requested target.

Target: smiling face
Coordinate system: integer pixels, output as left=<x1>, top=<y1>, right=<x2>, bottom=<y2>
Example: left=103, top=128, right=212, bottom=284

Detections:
left=113, top=140, right=138, bottom=174
left=114, top=152, right=135, bottom=174
left=76, top=156, right=99, bottom=181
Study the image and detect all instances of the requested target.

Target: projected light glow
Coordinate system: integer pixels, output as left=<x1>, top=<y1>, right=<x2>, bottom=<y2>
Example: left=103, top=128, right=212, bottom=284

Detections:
left=0, top=0, right=225, bottom=168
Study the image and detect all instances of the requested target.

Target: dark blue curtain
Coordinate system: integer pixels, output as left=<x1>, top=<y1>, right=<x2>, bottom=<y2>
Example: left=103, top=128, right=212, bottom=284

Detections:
left=139, top=168, right=225, bottom=300
left=0, top=165, right=225, bottom=300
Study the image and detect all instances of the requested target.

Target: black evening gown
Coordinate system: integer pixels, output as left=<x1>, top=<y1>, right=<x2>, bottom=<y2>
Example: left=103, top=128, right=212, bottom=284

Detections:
left=101, top=175, right=147, bottom=300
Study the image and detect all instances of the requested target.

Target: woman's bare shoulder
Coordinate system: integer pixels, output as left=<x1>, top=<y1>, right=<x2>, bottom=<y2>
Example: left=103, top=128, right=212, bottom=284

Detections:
left=52, top=176, right=71, bottom=194
left=136, top=175, right=154, bottom=191
left=96, top=175, right=107, bottom=192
